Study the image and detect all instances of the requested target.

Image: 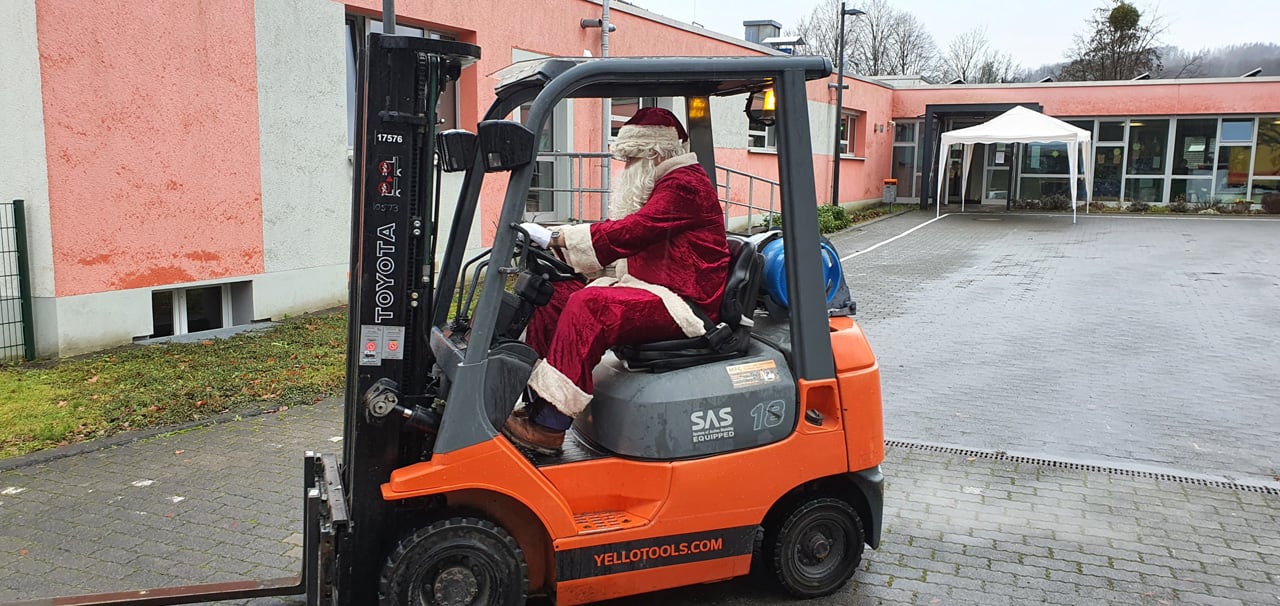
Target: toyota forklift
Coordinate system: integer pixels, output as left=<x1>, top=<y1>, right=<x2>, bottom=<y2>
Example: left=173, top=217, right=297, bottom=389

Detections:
left=9, top=22, right=884, bottom=606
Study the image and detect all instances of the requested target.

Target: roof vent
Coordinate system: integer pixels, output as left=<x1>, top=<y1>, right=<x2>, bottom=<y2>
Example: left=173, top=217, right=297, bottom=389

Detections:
left=1039, top=75, right=1054, bottom=83
left=1131, top=72, right=1151, bottom=80
left=1241, top=67, right=1262, bottom=77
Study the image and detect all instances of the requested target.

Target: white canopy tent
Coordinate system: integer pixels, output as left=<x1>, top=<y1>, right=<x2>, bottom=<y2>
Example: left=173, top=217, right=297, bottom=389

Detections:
left=935, top=105, right=1093, bottom=224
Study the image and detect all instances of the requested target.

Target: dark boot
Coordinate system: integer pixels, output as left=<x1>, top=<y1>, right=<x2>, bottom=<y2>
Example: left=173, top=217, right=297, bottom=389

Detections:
left=501, top=415, right=566, bottom=455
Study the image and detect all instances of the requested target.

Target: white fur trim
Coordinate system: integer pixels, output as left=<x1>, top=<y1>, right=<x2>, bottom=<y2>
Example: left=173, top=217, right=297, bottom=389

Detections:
left=653, top=152, right=700, bottom=181
left=528, top=359, right=592, bottom=416
left=614, top=258, right=628, bottom=278
left=559, top=224, right=602, bottom=274
left=613, top=274, right=707, bottom=338
left=612, top=125, right=688, bottom=160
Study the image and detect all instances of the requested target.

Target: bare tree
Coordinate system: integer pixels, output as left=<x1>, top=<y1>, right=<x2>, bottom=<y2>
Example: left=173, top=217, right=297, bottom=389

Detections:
left=935, top=27, right=1020, bottom=83
left=884, top=10, right=937, bottom=76
left=1058, top=1, right=1166, bottom=81
left=938, top=27, right=987, bottom=82
left=788, top=0, right=937, bottom=77
left=1160, top=46, right=1206, bottom=78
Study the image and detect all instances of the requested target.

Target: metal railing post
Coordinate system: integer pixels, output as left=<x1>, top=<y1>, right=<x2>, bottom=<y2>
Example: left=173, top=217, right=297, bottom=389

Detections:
left=13, top=200, right=35, bottom=360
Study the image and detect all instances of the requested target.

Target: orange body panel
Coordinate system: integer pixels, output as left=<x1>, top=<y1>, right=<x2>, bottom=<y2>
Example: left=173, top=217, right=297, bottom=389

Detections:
left=380, top=321, right=885, bottom=600
left=830, top=320, right=886, bottom=471
left=382, top=438, right=579, bottom=538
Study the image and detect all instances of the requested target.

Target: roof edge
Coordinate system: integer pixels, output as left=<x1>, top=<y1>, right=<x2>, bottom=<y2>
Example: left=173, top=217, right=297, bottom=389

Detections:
left=588, top=0, right=784, bottom=57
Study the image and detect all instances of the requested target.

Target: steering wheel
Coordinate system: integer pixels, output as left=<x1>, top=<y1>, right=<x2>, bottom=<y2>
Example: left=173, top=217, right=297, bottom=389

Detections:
left=523, top=245, right=582, bottom=282
left=510, top=223, right=582, bottom=282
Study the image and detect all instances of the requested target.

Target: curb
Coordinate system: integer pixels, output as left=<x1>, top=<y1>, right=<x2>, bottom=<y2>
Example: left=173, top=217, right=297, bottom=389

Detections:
left=834, top=206, right=923, bottom=234
left=0, top=396, right=341, bottom=473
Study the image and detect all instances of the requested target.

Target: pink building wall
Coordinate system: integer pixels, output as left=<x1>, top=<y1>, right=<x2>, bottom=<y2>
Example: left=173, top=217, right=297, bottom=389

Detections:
left=36, top=0, right=265, bottom=297
left=343, top=0, right=782, bottom=242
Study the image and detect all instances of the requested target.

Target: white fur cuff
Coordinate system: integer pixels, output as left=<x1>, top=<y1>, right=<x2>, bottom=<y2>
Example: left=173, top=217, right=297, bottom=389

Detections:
left=560, top=224, right=603, bottom=274
left=529, top=360, right=593, bottom=416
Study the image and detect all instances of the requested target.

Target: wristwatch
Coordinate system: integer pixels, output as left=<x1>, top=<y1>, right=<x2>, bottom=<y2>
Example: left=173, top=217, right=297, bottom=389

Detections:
left=549, top=229, right=562, bottom=248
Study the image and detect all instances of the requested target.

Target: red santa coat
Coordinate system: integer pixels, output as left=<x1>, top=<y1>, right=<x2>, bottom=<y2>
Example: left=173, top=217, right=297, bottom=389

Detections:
left=525, top=153, right=729, bottom=416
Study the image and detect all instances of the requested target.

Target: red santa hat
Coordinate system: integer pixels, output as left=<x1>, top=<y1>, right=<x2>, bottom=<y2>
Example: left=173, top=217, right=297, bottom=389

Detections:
left=612, top=107, right=690, bottom=160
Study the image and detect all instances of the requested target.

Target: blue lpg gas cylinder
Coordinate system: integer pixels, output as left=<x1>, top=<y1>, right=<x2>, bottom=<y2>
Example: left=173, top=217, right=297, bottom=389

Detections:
left=760, top=237, right=849, bottom=311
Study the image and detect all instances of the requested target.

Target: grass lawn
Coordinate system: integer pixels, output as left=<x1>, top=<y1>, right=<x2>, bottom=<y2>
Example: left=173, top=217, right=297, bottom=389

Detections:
left=0, top=311, right=348, bottom=459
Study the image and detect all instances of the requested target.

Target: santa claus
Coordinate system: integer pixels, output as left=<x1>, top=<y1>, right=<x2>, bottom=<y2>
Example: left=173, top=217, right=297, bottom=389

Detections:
left=504, top=107, right=730, bottom=454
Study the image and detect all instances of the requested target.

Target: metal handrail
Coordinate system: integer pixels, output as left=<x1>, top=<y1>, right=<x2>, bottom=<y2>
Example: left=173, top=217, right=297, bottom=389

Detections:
left=716, top=164, right=779, bottom=232
left=527, top=152, right=782, bottom=231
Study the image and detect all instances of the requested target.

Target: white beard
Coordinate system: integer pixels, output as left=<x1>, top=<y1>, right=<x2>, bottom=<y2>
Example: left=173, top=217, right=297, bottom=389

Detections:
left=610, top=158, right=657, bottom=220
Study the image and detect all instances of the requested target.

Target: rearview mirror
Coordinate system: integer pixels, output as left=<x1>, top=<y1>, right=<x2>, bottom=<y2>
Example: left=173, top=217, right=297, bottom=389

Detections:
left=477, top=120, right=536, bottom=173
left=745, top=89, right=777, bottom=128
left=436, top=129, right=477, bottom=172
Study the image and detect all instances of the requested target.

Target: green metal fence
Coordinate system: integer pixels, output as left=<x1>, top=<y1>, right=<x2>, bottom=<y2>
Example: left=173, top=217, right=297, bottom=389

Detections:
left=1, top=200, right=35, bottom=361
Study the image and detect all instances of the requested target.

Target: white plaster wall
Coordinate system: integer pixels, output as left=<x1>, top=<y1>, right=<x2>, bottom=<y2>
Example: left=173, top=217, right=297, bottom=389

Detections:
left=36, top=290, right=153, bottom=357
left=252, top=264, right=348, bottom=320
left=0, top=3, right=57, bottom=300
left=255, top=0, right=351, bottom=273
left=711, top=94, right=751, bottom=149
left=809, top=98, right=839, bottom=157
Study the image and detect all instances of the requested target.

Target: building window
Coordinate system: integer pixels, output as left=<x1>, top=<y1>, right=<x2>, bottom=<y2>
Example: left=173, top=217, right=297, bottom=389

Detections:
left=1221, top=119, right=1254, bottom=143
left=610, top=97, right=658, bottom=137
left=345, top=17, right=460, bottom=146
left=1126, top=119, right=1170, bottom=176
left=892, top=121, right=919, bottom=197
left=518, top=102, right=557, bottom=215
left=838, top=113, right=857, bottom=156
left=149, top=282, right=254, bottom=339
left=1250, top=118, right=1280, bottom=202
left=748, top=123, right=776, bottom=150
left=1098, top=121, right=1125, bottom=142
left=893, top=122, right=915, bottom=144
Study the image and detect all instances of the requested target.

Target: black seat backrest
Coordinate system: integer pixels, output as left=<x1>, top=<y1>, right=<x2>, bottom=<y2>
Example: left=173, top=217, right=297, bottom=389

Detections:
left=719, top=235, right=764, bottom=327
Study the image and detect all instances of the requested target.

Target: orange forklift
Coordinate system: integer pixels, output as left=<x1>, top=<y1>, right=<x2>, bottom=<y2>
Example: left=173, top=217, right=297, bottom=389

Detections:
left=8, top=16, right=883, bottom=606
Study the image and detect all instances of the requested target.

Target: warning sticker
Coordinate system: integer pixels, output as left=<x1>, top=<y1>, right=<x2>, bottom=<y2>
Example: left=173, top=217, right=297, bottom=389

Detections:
left=358, top=325, right=406, bottom=366
left=725, top=360, right=780, bottom=389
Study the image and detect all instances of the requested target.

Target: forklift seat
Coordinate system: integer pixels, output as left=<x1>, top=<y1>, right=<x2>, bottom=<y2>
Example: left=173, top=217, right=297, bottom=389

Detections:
left=614, top=235, right=763, bottom=372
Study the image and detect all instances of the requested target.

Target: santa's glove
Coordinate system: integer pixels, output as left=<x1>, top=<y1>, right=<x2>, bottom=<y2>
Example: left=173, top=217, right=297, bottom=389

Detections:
left=518, top=222, right=552, bottom=248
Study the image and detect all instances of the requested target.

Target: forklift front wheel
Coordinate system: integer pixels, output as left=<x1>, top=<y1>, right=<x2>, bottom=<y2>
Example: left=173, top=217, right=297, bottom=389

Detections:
left=379, top=517, right=528, bottom=606
left=767, top=498, right=865, bottom=598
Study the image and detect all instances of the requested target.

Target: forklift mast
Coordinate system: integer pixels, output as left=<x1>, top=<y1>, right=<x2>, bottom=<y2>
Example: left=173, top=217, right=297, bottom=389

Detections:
left=340, top=33, right=480, bottom=604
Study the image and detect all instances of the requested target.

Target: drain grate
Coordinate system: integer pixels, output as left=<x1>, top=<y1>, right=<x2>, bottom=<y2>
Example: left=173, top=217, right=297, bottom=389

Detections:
left=885, top=440, right=1280, bottom=496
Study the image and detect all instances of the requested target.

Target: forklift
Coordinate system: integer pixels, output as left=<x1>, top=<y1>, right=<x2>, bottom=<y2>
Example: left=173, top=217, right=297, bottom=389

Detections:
left=8, top=18, right=884, bottom=606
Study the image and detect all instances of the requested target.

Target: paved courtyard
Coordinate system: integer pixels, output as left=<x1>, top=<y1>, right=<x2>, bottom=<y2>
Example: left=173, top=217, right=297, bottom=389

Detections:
left=827, top=211, right=1280, bottom=487
left=1, top=210, right=1278, bottom=605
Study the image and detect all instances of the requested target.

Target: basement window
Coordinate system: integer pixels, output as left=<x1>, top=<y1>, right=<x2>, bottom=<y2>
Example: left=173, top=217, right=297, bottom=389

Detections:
left=149, top=282, right=254, bottom=339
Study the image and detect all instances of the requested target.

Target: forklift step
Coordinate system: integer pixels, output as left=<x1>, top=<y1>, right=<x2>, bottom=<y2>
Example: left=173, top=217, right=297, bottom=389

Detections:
left=573, top=510, right=650, bottom=534
left=515, top=429, right=612, bottom=467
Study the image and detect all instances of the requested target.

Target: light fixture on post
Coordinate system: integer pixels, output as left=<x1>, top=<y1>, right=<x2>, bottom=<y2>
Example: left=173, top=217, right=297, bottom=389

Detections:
left=830, top=2, right=865, bottom=206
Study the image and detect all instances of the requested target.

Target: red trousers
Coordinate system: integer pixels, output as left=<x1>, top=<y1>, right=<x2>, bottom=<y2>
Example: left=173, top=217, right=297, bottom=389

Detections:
left=526, top=279, right=684, bottom=414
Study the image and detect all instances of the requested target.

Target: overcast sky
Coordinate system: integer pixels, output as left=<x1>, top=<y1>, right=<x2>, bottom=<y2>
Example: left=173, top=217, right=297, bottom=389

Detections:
left=626, top=0, right=1272, bottom=69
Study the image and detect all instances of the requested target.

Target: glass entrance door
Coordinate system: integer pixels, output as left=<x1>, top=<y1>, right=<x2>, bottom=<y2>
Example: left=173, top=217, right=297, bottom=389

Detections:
left=983, top=143, right=1012, bottom=204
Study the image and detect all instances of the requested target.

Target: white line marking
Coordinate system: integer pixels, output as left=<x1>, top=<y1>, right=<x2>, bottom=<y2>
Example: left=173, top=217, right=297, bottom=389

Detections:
left=131, top=480, right=155, bottom=487
left=840, top=214, right=951, bottom=261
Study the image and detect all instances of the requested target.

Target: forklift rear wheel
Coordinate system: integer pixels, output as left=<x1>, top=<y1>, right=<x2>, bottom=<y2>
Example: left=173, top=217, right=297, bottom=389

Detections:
left=379, top=517, right=528, bottom=606
left=768, top=498, right=865, bottom=598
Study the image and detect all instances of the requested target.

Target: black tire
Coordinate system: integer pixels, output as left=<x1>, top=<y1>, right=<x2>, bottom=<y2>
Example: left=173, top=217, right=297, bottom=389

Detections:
left=379, top=517, right=528, bottom=606
left=765, top=498, right=864, bottom=598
